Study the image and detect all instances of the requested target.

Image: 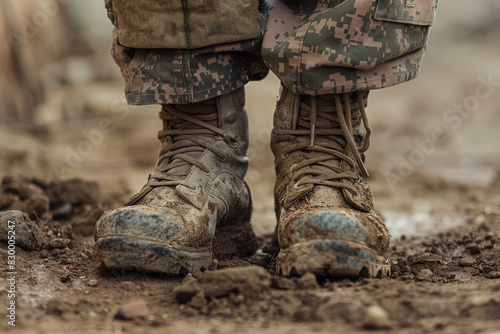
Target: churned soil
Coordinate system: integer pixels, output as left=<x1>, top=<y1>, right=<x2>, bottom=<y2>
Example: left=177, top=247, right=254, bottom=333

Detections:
left=0, top=173, right=499, bottom=334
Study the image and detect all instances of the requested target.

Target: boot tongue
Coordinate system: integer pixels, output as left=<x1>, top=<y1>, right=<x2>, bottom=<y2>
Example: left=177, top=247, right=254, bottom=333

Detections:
left=158, top=100, right=219, bottom=177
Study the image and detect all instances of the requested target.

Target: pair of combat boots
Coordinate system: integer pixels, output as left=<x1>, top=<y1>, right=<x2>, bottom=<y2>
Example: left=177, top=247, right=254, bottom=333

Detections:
left=94, top=86, right=390, bottom=278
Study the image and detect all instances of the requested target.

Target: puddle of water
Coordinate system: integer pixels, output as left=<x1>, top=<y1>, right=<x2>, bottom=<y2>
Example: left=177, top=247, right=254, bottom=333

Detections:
left=382, top=201, right=466, bottom=239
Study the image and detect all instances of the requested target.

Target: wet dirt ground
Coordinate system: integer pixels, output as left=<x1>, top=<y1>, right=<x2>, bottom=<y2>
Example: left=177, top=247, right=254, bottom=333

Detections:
left=1, top=161, right=500, bottom=334
left=1, top=2, right=500, bottom=333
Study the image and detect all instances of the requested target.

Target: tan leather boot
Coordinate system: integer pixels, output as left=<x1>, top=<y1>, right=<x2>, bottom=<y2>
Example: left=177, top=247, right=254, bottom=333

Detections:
left=271, top=86, right=390, bottom=278
left=94, top=87, right=257, bottom=274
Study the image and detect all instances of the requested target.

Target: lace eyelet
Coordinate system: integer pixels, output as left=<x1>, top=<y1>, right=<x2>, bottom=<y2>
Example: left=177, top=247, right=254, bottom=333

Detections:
left=227, top=135, right=240, bottom=149
left=218, top=153, right=228, bottom=162
left=226, top=113, right=237, bottom=124
left=278, top=108, right=287, bottom=121
left=185, top=184, right=197, bottom=191
left=281, top=152, right=289, bottom=159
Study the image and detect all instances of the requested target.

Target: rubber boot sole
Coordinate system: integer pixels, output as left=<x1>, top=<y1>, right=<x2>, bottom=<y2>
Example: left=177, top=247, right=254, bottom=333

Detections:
left=94, top=236, right=212, bottom=274
left=276, top=239, right=390, bottom=278
left=94, top=215, right=258, bottom=275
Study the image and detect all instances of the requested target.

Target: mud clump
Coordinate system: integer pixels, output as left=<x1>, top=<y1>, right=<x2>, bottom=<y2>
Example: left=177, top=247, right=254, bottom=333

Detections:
left=416, top=269, right=434, bottom=282
left=0, top=176, right=106, bottom=250
left=116, top=300, right=149, bottom=320
left=485, top=271, right=500, bottom=279
left=407, top=252, right=446, bottom=275
left=0, top=176, right=100, bottom=222
left=44, top=178, right=100, bottom=209
left=174, top=266, right=271, bottom=304
left=0, top=210, right=39, bottom=249
left=271, top=272, right=319, bottom=290
left=391, top=226, right=500, bottom=282
left=0, top=181, right=50, bottom=220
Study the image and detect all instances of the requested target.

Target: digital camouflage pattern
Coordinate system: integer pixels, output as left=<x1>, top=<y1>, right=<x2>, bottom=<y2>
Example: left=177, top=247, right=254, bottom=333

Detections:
left=108, top=0, right=437, bottom=105
left=110, top=1, right=268, bottom=105
left=263, top=0, right=437, bottom=95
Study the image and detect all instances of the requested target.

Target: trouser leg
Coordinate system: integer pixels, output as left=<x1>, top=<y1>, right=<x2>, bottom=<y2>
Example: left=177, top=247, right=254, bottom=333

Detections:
left=106, top=0, right=436, bottom=105
left=107, top=0, right=269, bottom=105
left=262, top=0, right=437, bottom=95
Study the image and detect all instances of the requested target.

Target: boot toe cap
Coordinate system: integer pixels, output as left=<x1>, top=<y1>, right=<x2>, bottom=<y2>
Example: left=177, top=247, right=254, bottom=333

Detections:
left=289, top=210, right=370, bottom=245
left=94, top=205, right=184, bottom=242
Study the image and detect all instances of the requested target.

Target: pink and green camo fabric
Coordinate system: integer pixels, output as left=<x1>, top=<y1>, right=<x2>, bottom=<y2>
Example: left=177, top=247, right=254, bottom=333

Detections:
left=106, top=0, right=438, bottom=105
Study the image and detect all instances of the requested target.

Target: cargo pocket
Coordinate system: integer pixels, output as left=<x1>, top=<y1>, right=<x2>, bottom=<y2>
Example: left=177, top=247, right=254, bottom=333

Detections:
left=105, top=0, right=262, bottom=50
left=374, top=0, right=437, bottom=26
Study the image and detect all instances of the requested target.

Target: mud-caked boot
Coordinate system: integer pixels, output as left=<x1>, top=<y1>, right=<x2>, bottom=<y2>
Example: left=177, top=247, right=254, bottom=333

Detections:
left=94, top=87, right=257, bottom=274
left=271, top=86, right=390, bottom=278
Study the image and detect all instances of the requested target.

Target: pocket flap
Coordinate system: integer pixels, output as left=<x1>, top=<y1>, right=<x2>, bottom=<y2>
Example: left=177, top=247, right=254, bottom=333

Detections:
left=112, top=0, right=261, bottom=49
left=374, top=0, right=438, bottom=26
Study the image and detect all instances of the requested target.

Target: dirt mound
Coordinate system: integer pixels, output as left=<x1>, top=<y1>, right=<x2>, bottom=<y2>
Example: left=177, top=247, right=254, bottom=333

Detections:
left=0, top=175, right=125, bottom=251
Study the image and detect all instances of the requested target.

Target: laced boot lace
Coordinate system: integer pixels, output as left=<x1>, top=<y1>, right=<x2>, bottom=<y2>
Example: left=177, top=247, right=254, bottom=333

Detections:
left=126, top=99, right=238, bottom=205
left=274, top=92, right=372, bottom=200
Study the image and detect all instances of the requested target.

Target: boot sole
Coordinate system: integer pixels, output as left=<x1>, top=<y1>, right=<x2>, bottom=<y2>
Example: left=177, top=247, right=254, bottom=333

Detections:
left=94, top=237, right=213, bottom=275
left=94, top=208, right=258, bottom=275
left=276, top=239, right=390, bottom=278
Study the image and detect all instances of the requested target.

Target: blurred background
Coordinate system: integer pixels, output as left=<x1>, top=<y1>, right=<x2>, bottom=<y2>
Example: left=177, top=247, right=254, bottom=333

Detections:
left=1, top=0, right=499, bottom=239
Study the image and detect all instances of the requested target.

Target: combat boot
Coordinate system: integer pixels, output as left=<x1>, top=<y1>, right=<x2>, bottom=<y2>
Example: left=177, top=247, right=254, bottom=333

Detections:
left=94, top=87, right=257, bottom=274
left=271, top=86, right=390, bottom=278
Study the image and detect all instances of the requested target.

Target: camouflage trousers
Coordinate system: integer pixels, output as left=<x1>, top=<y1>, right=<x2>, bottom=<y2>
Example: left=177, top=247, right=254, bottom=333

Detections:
left=107, top=0, right=437, bottom=105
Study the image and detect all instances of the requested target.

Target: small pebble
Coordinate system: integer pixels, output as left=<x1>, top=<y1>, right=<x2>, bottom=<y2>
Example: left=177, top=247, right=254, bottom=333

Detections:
left=119, top=281, right=136, bottom=291
left=362, top=304, right=391, bottom=329
left=87, top=279, right=98, bottom=287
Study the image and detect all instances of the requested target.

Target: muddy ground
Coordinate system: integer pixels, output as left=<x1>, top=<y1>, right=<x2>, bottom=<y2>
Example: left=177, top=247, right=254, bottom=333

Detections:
left=1, top=171, right=500, bottom=334
left=1, top=1, right=500, bottom=333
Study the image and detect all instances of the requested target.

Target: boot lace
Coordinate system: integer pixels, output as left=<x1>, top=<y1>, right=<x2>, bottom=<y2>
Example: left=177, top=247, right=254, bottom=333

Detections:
left=274, top=92, right=372, bottom=195
left=126, top=102, right=237, bottom=205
